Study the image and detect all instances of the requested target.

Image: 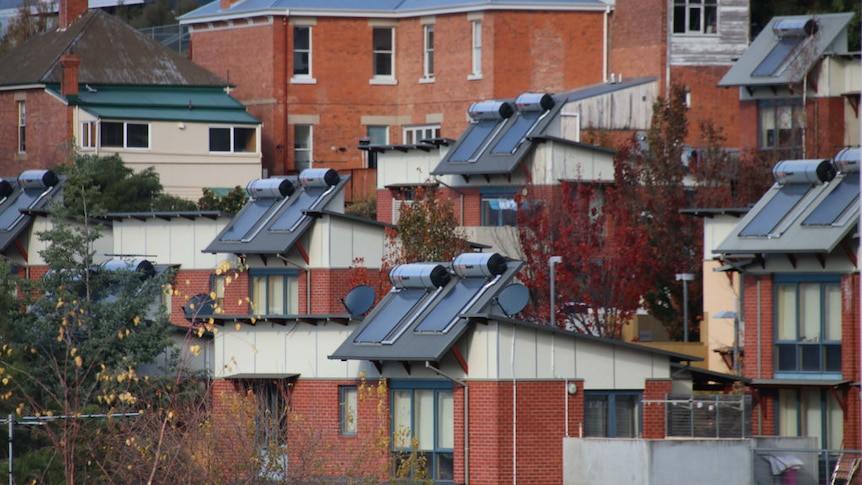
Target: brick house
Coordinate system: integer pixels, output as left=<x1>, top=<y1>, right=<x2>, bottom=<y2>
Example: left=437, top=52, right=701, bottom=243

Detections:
left=719, top=13, right=861, bottom=160
left=714, top=148, right=862, bottom=480
left=0, top=2, right=262, bottom=200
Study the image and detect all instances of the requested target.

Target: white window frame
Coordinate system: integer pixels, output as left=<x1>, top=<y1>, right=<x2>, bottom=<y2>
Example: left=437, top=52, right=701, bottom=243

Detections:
left=341, top=386, right=358, bottom=435
left=371, top=26, right=396, bottom=85
left=17, top=101, right=25, bottom=153
left=403, top=124, right=440, bottom=144
left=421, top=24, right=434, bottom=82
left=292, top=24, right=316, bottom=84
left=99, top=121, right=150, bottom=150
left=208, top=126, right=258, bottom=154
left=294, top=124, right=313, bottom=172
left=80, top=121, right=97, bottom=149
left=250, top=270, right=298, bottom=316
left=469, top=19, right=482, bottom=79
left=672, top=0, right=718, bottom=35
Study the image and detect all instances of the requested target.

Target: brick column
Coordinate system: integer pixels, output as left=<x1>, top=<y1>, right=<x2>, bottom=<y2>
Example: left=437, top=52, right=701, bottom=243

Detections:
left=642, top=378, right=672, bottom=439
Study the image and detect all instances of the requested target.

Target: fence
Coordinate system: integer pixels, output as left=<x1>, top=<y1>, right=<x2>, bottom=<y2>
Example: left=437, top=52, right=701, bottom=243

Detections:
left=139, top=23, right=189, bottom=55
left=664, top=394, right=752, bottom=438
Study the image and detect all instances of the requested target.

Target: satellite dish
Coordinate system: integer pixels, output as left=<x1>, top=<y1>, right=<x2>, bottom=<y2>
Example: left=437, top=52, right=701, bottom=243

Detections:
left=496, top=283, right=529, bottom=317
left=184, top=293, right=215, bottom=322
left=342, top=285, right=375, bottom=316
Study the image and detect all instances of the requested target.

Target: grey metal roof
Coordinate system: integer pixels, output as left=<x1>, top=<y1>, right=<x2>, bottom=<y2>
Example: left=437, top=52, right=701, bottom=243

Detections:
left=718, top=13, right=854, bottom=88
left=0, top=10, right=227, bottom=87
left=204, top=170, right=349, bottom=255
left=181, top=0, right=611, bottom=23
left=430, top=77, right=654, bottom=177
left=329, top=256, right=523, bottom=362
left=104, top=210, right=231, bottom=221
left=0, top=171, right=65, bottom=254
left=715, top=149, right=860, bottom=255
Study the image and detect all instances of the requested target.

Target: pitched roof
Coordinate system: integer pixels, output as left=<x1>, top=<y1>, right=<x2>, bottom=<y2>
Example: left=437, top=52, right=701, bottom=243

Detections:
left=181, top=0, right=610, bottom=23
left=719, top=13, right=855, bottom=88
left=0, top=170, right=64, bottom=254
left=204, top=168, right=348, bottom=255
left=0, top=9, right=227, bottom=88
left=715, top=147, right=860, bottom=255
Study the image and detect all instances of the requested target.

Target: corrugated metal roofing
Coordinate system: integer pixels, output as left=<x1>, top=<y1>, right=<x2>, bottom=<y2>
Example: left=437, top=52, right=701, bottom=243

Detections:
left=181, top=0, right=611, bottom=23
left=718, top=13, right=854, bottom=88
left=0, top=9, right=227, bottom=87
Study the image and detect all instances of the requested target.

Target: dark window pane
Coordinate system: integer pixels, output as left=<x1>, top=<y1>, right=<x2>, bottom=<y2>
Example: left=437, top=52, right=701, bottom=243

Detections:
left=209, top=127, right=231, bottom=152
left=688, top=7, right=701, bottom=32
left=100, top=122, right=124, bottom=147
left=373, top=28, right=391, bottom=50
left=800, top=344, right=820, bottom=372
left=234, top=127, right=256, bottom=152
left=614, top=394, right=639, bottom=437
left=294, top=52, right=309, bottom=75
left=294, top=26, right=309, bottom=49
left=127, top=123, right=149, bottom=148
left=584, top=395, right=609, bottom=437
left=776, top=343, right=797, bottom=372
left=374, top=53, right=392, bottom=76
left=673, top=5, right=686, bottom=33
left=436, top=453, right=453, bottom=480
left=824, top=344, right=842, bottom=372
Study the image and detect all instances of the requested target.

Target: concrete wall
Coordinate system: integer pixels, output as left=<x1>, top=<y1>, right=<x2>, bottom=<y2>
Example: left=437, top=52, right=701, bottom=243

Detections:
left=563, top=436, right=818, bottom=485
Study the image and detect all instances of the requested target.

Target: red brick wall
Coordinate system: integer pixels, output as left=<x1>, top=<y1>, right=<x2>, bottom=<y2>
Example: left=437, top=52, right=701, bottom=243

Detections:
left=808, top=97, right=847, bottom=159
left=841, top=274, right=860, bottom=449
left=671, top=66, right=740, bottom=147
left=610, top=0, right=666, bottom=86
left=0, top=90, right=70, bottom=175
left=642, top=379, right=671, bottom=439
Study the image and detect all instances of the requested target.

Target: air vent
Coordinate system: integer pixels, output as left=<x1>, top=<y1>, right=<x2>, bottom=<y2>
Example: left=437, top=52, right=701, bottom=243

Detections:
left=515, top=93, right=555, bottom=112
left=246, top=178, right=294, bottom=199
left=299, top=168, right=340, bottom=188
left=468, top=100, right=514, bottom=121
left=772, top=159, right=835, bottom=185
left=452, top=252, right=507, bottom=278
left=18, top=170, right=58, bottom=190
left=390, top=263, right=450, bottom=289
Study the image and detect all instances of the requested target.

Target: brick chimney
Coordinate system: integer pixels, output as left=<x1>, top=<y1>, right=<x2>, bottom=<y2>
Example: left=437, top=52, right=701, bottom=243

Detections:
left=60, top=53, right=80, bottom=97
left=219, top=0, right=235, bottom=10
left=59, top=0, right=88, bottom=29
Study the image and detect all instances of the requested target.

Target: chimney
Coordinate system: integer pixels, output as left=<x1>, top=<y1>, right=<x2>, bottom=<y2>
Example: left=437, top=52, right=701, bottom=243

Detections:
left=60, top=53, right=80, bottom=98
left=220, top=0, right=231, bottom=9
left=59, top=0, right=88, bottom=29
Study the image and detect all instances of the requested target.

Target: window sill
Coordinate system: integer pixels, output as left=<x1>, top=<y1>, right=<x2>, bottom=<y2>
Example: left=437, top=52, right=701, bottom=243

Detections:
left=369, top=77, right=397, bottom=86
left=291, top=76, right=317, bottom=85
left=14, top=152, right=26, bottom=161
left=467, top=73, right=482, bottom=81
left=419, top=76, right=435, bottom=84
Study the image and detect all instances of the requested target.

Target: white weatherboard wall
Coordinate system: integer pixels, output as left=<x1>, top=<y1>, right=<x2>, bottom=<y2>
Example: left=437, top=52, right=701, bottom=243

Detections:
left=307, top=215, right=384, bottom=268
left=26, top=216, right=114, bottom=266
left=111, top=216, right=231, bottom=269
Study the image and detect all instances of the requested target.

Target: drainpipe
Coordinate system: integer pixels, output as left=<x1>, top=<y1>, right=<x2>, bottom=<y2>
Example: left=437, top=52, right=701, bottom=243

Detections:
left=511, top=329, right=517, bottom=485
left=603, top=5, right=610, bottom=82
left=425, top=362, right=469, bottom=485
left=756, top=276, right=762, bottom=435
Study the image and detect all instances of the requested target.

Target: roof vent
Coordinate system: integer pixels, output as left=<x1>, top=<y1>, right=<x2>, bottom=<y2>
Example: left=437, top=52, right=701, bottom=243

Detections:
left=390, top=263, right=450, bottom=289
left=299, top=168, right=340, bottom=188
left=773, top=18, right=818, bottom=38
left=833, top=147, right=860, bottom=173
left=468, top=100, right=514, bottom=121
left=18, top=170, right=59, bottom=191
left=515, top=93, right=555, bottom=112
left=452, top=252, right=507, bottom=278
left=772, top=159, right=836, bottom=185
left=0, top=179, right=13, bottom=199
left=101, top=258, right=156, bottom=280
left=246, top=178, right=294, bottom=199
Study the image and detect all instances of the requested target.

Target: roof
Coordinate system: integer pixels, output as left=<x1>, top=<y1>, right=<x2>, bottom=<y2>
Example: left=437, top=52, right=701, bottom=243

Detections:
left=104, top=210, right=231, bottom=221
left=181, top=0, right=611, bottom=23
left=204, top=168, right=348, bottom=255
left=719, top=13, right=855, bottom=88
left=0, top=170, right=65, bottom=254
left=0, top=10, right=227, bottom=88
left=53, top=85, right=260, bottom=124
left=715, top=148, right=860, bottom=255
left=429, top=77, right=653, bottom=177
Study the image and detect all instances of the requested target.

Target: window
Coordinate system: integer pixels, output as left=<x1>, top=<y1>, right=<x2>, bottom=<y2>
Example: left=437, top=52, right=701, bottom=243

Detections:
left=584, top=391, right=641, bottom=437
left=372, top=27, right=394, bottom=79
left=211, top=274, right=225, bottom=310
left=775, top=276, right=842, bottom=374
left=293, top=25, right=312, bottom=78
left=422, top=24, right=434, bottom=80
left=80, top=122, right=96, bottom=149
left=391, top=382, right=454, bottom=481
left=778, top=388, right=843, bottom=450
left=17, top=101, right=25, bottom=153
left=245, top=380, right=289, bottom=446
left=480, top=187, right=518, bottom=227
left=367, top=125, right=388, bottom=145
left=470, top=20, right=482, bottom=78
left=341, top=386, right=358, bottom=435
left=758, top=99, right=804, bottom=155
left=294, top=124, right=312, bottom=171
left=100, top=121, right=150, bottom=149
left=403, top=124, right=440, bottom=144
left=209, top=126, right=257, bottom=153
left=673, top=0, right=718, bottom=34
left=250, top=270, right=298, bottom=315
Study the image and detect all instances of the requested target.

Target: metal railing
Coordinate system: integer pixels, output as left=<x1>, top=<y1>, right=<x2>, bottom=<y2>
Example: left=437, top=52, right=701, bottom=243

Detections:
left=138, top=23, right=189, bottom=55
left=663, top=394, right=752, bottom=438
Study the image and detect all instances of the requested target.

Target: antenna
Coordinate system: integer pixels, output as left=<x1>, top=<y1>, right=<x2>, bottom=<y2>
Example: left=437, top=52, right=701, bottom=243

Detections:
left=495, top=283, right=530, bottom=317
left=341, top=285, right=376, bottom=316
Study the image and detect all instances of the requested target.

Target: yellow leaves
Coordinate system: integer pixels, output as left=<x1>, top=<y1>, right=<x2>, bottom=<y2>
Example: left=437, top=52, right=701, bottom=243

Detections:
left=71, top=347, right=78, bottom=356
left=190, top=345, right=202, bottom=357
left=133, top=315, right=141, bottom=326
left=56, top=297, right=64, bottom=309
left=234, top=323, right=241, bottom=331
left=2, top=378, right=9, bottom=386
left=74, top=355, right=83, bottom=368
left=117, top=330, right=124, bottom=340
left=15, top=403, right=24, bottom=416
left=197, top=327, right=205, bottom=338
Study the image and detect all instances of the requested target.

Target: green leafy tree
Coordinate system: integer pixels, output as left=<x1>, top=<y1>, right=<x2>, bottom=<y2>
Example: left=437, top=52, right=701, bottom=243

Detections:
left=387, top=185, right=469, bottom=264
left=197, top=186, right=249, bottom=214
left=0, top=0, right=53, bottom=54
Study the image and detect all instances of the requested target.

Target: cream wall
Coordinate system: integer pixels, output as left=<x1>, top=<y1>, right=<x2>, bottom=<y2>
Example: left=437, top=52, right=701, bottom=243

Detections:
left=111, top=215, right=232, bottom=269
left=307, top=216, right=385, bottom=268
left=25, top=216, right=113, bottom=267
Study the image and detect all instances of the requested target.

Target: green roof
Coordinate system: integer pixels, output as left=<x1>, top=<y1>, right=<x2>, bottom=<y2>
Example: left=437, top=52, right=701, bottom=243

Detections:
left=50, top=85, right=260, bottom=125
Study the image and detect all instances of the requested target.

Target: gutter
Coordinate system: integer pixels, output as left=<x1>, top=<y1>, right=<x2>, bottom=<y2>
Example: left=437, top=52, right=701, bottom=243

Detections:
left=425, top=361, right=469, bottom=485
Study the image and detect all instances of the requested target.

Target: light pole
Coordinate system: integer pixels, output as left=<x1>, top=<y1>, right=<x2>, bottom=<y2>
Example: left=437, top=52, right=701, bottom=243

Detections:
left=550, top=256, right=562, bottom=327
left=675, top=273, right=694, bottom=342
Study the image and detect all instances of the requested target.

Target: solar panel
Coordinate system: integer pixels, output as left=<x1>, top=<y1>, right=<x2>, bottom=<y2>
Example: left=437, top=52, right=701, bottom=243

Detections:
left=0, top=189, right=45, bottom=231
left=739, top=183, right=810, bottom=237
left=490, top=111, right=540, bottom=154
left=802, top=176, right=860, bottom=226
left=414, top=277, right=487, bottom=333
left=354, top=288, right=427, bottom=343
left=752, top=37, right=801, bottom=77
left=448, top=120, right=501, bottom=162
left=270, top=187, right=326, bottom=232
left=219, top=199, right=277, bottom=241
